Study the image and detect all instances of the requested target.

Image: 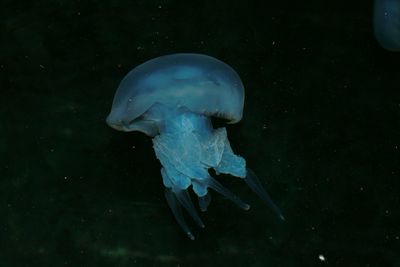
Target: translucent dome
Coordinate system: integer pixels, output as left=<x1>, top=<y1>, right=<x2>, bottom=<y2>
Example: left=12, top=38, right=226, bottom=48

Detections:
left=106, top=53, right=245, bottom=136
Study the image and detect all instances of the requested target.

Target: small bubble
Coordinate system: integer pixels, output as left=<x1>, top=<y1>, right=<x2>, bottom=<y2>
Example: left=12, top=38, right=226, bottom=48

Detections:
left=318, top=254, right=326, bottom=262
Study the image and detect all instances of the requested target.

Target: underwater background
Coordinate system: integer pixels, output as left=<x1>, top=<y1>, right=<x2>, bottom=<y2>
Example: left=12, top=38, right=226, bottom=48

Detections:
left=1, top=0, right=399, bottom=266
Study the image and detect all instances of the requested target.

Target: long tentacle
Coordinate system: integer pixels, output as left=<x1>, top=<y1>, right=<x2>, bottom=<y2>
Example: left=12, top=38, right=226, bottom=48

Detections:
left=244, top=168, right=285, bottom=220
left=206, top=176, right=250, bottom=210
left=164, top=188, right=195, bottom=240
left=174, top=189, right=205, bottom=228
left=198, top=192, right=212, bottom=212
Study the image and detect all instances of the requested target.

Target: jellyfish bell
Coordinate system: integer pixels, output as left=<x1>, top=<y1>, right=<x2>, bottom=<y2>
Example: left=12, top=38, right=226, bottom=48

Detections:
left=106, top=53, right=283, bottom=240
left=106, top=53, right=244, bottom=136
left=373, top=0, right=400, bottom=51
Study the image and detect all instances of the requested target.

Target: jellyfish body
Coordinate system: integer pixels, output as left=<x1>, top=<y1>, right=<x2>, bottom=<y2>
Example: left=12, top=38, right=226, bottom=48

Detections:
left=107, top=54, right=283, bottom=239
left=374, top=0, right=400, bottom=51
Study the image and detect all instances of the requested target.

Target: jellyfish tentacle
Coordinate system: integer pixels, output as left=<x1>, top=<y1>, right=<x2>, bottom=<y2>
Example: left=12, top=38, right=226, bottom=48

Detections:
left=164, top=188, right=195, bottom=240
left=198, top=192, right=212, bottom=212
left=245, top=168, right=285, bottom=221
left=174, top=188, right=205, bottom=228
left=206, top=176, right=250, bottom=210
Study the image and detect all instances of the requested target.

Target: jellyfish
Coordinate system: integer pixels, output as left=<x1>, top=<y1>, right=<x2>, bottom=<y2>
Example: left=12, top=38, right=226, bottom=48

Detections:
left=373, top=0, right=400, bottom=51
left=106, top=53, right=283, bottom=239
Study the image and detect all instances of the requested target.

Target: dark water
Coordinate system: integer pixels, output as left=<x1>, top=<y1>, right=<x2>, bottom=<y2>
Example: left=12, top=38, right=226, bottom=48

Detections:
left=1, top=0, right=399, bottom=266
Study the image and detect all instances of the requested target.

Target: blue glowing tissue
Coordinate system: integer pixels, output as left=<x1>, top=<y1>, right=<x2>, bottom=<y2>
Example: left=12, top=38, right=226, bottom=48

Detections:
left=106, top=54, right=283, bottom=239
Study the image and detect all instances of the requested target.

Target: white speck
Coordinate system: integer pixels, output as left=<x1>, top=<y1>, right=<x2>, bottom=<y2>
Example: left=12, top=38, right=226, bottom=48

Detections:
left=64, top=176, right=68, bottom=180
left=360, top=187, right=364, bottom=191
left=318, top=254, right=326, bottom=262
left=132, top=145, right=136, bottom=149
left=272, top=41, right=275, bottom=45
left=158, top=5, right=162, bottom=8
left=39, top=64, right=45, bottom=69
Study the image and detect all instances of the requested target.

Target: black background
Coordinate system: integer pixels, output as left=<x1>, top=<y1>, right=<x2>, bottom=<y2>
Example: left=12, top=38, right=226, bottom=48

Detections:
left=1, top=0, right=399, bottom=266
